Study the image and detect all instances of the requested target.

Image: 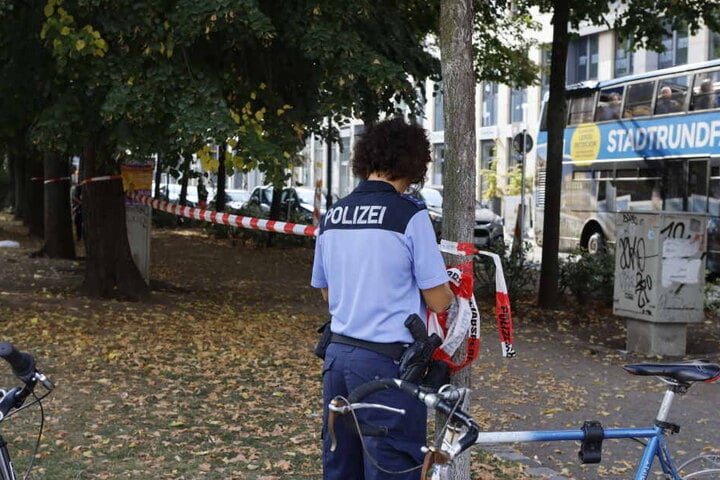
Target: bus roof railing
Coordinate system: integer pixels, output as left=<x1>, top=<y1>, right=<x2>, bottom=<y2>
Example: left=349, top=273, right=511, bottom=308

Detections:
left=565, top=59, right=720, bottom=93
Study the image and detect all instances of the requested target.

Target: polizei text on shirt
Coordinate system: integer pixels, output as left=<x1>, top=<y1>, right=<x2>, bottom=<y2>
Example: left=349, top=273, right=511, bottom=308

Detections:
left=325, top=205, right=388, bottom=225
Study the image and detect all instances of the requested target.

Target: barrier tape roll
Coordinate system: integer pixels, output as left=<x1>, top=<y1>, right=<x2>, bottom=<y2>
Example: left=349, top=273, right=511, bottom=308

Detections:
left=128, top=192, right=319, bottom=237
left=427, top=239, right=516, bottom=373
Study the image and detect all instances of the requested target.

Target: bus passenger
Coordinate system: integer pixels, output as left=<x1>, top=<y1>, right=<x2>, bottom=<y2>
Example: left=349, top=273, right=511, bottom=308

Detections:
left=599, top=92, right=621, bottom=120
left=695, top=78, right=717, bottom=110
left=656, top=86, right=680, bottom=114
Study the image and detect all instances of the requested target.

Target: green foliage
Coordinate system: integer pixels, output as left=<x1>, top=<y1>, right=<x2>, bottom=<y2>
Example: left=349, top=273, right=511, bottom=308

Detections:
left=558, top=248, right=615, bottom=307
left=480, top=159, right=501, bottom=199
left=474, top=240, right=538, bottom=306
left=505, top=165, right=532, bottom=196
left=473, top=0, right=541, bottom=88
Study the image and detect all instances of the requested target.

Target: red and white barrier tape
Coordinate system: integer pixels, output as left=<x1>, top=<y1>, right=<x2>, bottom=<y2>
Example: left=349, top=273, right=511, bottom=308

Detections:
left=80, top=175, right=123, bottom=186
left=31, top=176, right=71, bottom=184
left=128, top=192, right=319, bottom=237
left=428, top=239, right=516, bottom=371
left=44, top=176, right=71, bottom=184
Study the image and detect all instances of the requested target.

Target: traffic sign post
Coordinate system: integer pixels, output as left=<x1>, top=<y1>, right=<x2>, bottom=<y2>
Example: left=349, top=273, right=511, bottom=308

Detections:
left=512, top=129, right=533, bottom=261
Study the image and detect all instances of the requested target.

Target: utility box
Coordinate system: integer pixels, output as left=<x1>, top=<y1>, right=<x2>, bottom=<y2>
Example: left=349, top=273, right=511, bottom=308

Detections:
left=122, top=162, right=154, bottom=285
left=613, top=212, right=706, bottom=356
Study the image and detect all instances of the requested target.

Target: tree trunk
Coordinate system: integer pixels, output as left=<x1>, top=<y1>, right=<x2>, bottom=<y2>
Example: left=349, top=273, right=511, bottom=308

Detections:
left=439, top=0, right=475, bottom=479
left=537, top=1, right=570, bottom=309
left=179, top=154, right=191, bottom=207
left=42, top=152, right=75, bottom=259
left=215, top=142, right=227, bottom=212
left=154, top=154, right=162, bottom=198
left=8, top=149, right=22, bottom=217
left=80, top=142, right=149, bottom=300
left=23, top=148, right=44, bottom=238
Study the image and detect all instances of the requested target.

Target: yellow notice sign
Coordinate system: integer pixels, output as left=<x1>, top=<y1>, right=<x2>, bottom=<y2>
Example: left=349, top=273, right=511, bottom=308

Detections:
left=121, top=164, right=154, bottom=192
left=569, top=124, right=600, bottom=166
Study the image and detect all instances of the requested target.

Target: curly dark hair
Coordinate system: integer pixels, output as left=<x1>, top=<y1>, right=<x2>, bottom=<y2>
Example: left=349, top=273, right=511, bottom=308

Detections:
left=352, top=117, right=430, bottom=184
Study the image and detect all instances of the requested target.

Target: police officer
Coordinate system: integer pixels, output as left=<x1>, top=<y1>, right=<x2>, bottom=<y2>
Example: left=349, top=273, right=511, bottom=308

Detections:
left=311, top=117, right=454, bottom=480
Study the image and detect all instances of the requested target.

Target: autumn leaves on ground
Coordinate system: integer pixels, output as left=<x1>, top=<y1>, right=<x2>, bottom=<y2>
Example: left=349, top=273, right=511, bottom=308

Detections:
left=0, top=217, right=526, bottom=480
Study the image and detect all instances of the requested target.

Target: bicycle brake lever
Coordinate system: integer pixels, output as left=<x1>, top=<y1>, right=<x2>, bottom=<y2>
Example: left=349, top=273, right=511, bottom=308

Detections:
left=328, top=397, right=347, bottom=452
left=34, top=371, right=54, bottom=391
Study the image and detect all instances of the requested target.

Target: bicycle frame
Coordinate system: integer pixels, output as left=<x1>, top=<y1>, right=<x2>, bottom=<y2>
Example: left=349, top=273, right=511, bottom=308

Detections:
left=461, top=387, right=685, bottom=479
left=471, top=425, right=678, bottom=479
left=334, top=363, right=720, bottom=480
left=0, top=435, right=16, bottom=480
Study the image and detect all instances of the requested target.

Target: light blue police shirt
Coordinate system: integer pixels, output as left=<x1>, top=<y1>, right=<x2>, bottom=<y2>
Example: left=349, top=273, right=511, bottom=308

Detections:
left=311, top=180, right=449, bottom=344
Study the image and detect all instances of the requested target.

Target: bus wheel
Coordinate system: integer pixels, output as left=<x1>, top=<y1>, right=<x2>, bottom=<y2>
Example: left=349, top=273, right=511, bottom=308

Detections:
left=586, top=230, right=605, bottom=255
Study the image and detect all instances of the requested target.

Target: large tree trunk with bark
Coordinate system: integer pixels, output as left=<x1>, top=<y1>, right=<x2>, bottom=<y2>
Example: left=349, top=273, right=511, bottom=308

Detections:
left=537, top=2, right=570, bottom=309
left=23, top=148, right=44, bottom=238
left=9, top=148, right=23, bottom=218
left=80, top=143, right=149, bottom=300
left=42, top=152, right=75, bottom=259
left=439, top=0, right=475, bottom=479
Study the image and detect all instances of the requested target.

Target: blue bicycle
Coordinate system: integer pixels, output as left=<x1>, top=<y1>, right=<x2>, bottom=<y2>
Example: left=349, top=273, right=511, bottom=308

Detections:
left=329, top=360, right=720, bottom=479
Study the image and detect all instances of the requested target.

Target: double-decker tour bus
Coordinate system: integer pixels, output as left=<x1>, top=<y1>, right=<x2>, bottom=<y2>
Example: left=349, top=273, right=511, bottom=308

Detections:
left=534, top=59, right=720, bottom=272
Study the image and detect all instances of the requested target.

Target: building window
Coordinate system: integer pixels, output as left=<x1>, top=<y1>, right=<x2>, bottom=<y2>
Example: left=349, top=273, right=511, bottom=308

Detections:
left=432, top=144, right=444, bottom=185
left=711, top=32, right=720, bottom=60
left=658, top=23, right=688, bottom=69
left=433, top=84, right=444, bottom=132
left=614, top=35, right=634, bottom=78
left=540, top=47, right=551, bottom=100
left=567, top=34, right=599, bottom=84
left=482, top=82, right=498, bottom=127
left=510, top=88, right=527, bottom=123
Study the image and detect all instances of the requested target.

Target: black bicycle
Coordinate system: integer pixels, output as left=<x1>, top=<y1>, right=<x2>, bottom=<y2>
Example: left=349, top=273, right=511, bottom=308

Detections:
left=0, top=342, right=54, bottom=480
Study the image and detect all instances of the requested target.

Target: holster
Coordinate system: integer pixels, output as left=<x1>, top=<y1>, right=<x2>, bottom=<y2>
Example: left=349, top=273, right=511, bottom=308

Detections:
left=398, top=314, right=443, bottom=384
left=313, top=320, right=332, bottom=360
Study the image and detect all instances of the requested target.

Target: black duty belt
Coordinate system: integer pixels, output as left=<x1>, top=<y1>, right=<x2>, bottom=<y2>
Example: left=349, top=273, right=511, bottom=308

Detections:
left=330, top=333, right=409, bottom=361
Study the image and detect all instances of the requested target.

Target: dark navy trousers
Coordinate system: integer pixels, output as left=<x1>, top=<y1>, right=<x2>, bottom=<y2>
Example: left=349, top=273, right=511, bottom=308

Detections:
left=322, top=343, right=426, bottom=480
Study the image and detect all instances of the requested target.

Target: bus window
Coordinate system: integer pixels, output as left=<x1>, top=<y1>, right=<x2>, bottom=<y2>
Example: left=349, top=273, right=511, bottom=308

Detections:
left=623, top=81, right=654, bottom=118
left=661, top=162, right=685, bottom=211
left=655, top=75, right=689, bottom=115
left=689, top=160, right=708, bottom=213
left=692, top=70, right=720, bottom=111
left=595, top=87, right=624, bottom=121
left=568, top=92, right=595, bottom=125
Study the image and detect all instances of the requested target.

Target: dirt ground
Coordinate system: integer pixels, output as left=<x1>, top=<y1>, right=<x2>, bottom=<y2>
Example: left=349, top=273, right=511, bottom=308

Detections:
left=1, top=213, right=719, bottom=479
left=2, top=213, right=719, bottom=358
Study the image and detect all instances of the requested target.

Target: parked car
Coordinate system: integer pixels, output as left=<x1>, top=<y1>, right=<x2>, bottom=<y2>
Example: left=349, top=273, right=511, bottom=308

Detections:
left=209, top=189, right=250, bottom=211
left=412, top=186, right=504, bottom=248
left=243, top=185, right=332, bottom=224
left=157, top=183, right=198, bottom=206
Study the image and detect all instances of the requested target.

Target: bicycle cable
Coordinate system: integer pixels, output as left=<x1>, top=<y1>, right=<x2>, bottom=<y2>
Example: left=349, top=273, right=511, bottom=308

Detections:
left=431, top=385, right=466, bottom=451
left=21, top=391, right=44, bottom=480
left=334, top=386, right=467, bottom=476
left=336, top=394, right=422, bottom=475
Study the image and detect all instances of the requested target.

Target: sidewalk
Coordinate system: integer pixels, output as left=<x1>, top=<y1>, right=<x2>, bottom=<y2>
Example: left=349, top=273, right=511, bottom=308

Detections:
left=470, top=312, right=720, bottom=479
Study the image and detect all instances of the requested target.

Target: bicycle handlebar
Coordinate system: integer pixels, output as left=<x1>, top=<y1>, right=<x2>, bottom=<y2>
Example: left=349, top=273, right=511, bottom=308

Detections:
left=333, top=378, right=480, bottom=460
left=0, top=341, right=54, bottom=419
left=0, top=342, right=36, bottom=382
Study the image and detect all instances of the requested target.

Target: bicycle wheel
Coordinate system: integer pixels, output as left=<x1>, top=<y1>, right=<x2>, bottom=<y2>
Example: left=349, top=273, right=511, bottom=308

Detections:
left=679, top=454, right=720, bottom=479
